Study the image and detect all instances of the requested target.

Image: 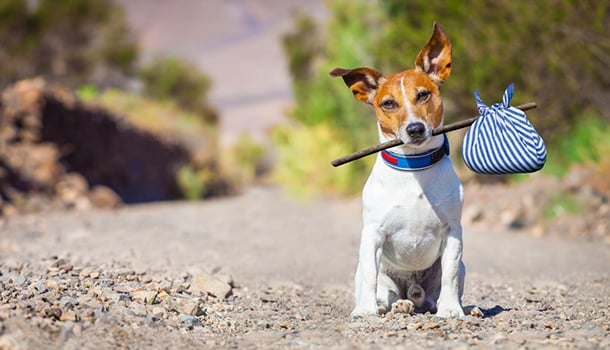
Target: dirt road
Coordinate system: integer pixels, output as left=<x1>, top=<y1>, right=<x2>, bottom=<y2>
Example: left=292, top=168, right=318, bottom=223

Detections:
left=1, top=186, right=608, bottom=349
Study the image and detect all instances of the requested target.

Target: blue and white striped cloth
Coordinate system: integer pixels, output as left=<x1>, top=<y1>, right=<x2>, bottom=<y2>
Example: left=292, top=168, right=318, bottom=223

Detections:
left=462, top=84, right=547, bottom=174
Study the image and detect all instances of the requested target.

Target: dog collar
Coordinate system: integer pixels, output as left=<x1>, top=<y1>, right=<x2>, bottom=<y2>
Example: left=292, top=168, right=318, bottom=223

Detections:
left=381, top=135, right=450, bottom=171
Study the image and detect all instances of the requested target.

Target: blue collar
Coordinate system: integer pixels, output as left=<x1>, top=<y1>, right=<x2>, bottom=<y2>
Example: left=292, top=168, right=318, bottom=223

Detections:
left=381, top=135, right=450, bottom=171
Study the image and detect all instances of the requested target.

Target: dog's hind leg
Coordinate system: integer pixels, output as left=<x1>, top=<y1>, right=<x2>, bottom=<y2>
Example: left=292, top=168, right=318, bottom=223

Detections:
left=376, top=267, right=400, bottom=314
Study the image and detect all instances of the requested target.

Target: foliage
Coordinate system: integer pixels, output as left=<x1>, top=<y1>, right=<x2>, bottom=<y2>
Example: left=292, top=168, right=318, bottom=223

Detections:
left=272, top=123, right=372, bottom=196
left=176, top=165, right=212, bottom=200
left=277, top=0, right=610, bottom=195
left=374, top=0, right=610, bottom=140
left=0, top=0, right=138, bottom=89
left=543, top=116, right=610, bottom=177
left=274, top=1, right=381, bottom=195
left=138, top=56, right=217, bottom=124
left=223, top=134, right=268, bottom=186
left=543, top=193, right=583, bottom=220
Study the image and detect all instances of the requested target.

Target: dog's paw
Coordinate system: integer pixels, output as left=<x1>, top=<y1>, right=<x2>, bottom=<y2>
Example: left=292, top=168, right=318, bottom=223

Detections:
left=463, top=305, right=484, bottom=318
left=350, top=306, right=377, bottom=319
left=390, top=299, right=415, bottom=315
left=435, top=304, right=465, bottom=318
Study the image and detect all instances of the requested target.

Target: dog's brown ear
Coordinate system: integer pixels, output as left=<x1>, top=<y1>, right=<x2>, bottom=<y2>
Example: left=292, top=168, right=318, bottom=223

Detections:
left=330, top=67, right=384, bottom=105
left=415, top=22, right=452, bottom=85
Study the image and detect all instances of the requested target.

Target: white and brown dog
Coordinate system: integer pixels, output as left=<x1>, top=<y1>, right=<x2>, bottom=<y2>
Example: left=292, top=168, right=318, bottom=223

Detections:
left=331, top=23, right=465, bottom=318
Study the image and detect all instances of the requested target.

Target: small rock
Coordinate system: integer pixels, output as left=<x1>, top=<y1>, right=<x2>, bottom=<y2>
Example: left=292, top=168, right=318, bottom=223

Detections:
left=46, top=279, right=60, bottom=291
left=58, top=263, right=73, bottom=272
left=421, top=322, right=440, bottom=330
left=408, top=322, right=423, bottom=330
left=89, top=185, right=122, bottom=209
left=130, top=290, right=158, bottom=304
left=108, top=292, right=131, bottom=303
left=181, top=300, right=205, bottom=316
left=500, top=207, right=525, bottom=229
left=33, top=281, right=48, bottom=294
left=190, top=272, right=232, bottom=299
left=13, top=275, right=27, bottom=286
left=128, top=302, right=147, bottom=317
left=178, top=314, right=202, bottom=329
left=0, top=305, right=11, bottom=319
left=164, top=296, right=181, bottom=313
left=149, top=306, right=167, bottom=318
left=463, top=205, right=484, bottom=224
left=60, top=310, right=78, bottom=322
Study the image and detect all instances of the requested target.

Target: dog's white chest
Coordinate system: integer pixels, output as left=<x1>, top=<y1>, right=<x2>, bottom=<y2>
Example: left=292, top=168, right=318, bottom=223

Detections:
left=362, top=156, right=461, bottom=272
left=379, top=203, right=447, bottom=271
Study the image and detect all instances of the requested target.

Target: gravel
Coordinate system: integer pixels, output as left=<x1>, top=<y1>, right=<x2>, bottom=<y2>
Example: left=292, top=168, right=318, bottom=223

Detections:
left=1, top=254, right=608, bottom=349
left=0, top=187, right=609, bottom=349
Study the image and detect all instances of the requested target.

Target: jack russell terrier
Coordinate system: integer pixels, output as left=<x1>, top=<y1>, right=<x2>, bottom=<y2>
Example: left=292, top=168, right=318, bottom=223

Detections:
left=331, top=22, right=465, bottom=318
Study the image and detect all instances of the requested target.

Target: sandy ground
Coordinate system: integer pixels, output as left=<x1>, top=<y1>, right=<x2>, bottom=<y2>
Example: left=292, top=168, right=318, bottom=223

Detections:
left=1, top=186, right=609, bottom=349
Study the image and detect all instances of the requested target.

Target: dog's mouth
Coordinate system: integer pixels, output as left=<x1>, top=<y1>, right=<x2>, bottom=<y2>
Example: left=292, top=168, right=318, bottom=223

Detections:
left=408, top=137, right=429, bottom=146
left=399, top=132, right=432, bottom=148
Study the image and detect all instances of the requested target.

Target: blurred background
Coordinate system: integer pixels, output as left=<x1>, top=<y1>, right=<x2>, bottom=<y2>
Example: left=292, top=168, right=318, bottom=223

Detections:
left=0, top=0, right=608, bottom=242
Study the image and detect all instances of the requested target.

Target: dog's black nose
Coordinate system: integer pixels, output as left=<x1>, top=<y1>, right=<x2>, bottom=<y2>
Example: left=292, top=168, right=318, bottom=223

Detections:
left=406, top=122, right=426, bottom=138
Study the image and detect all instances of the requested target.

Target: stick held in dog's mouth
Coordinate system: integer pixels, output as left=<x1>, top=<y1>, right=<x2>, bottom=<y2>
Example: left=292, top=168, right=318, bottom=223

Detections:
left=330, top=102, right=537, bottom=167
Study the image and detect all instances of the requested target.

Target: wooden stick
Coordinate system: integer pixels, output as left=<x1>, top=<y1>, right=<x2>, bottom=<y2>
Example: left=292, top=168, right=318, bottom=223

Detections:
left=331, top=102, right=537, bottom=167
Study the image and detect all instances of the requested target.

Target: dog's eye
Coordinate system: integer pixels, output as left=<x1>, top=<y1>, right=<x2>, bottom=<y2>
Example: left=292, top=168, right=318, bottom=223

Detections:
left=416, top=91, right=431, bottom=103
left=380, top=99, right=398, bottom=110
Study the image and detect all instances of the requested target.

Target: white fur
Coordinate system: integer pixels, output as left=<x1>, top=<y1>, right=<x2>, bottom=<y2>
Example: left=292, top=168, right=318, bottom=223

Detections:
left=351, top=121, right=466, bottom=319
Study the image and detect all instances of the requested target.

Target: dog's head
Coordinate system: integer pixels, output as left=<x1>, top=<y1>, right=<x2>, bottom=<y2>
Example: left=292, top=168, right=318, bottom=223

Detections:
left=331, top=22, right=452, bottom=148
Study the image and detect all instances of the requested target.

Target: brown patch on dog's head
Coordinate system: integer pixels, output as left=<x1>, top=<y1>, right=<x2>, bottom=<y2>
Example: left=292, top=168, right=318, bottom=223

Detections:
left=330, top=22, right=452, bottom=144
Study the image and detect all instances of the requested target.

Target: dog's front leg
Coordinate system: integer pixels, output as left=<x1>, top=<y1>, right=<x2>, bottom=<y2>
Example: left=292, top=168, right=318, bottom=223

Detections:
left=351, top=225, right=383, bottom=318
left=436, top=224, right=466, bottom=318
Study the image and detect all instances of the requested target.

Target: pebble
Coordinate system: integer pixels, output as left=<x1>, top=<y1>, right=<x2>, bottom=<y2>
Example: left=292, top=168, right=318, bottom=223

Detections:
left=421, top=322, right=440, bottom=330
left=190, top=272, right=232, bottom=299
left=130, top=290, right=158, bottom=304
left=128, top=302, right=147, bottom=317
left=59, top=310, right=78, bottom=322
left=13, top=275, right=27, bottom=286
left=178, top=314, right=202, bottom=329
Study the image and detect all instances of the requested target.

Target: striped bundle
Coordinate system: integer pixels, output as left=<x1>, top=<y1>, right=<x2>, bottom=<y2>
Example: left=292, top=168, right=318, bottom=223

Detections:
left=462, top=84, right=547, bottom=174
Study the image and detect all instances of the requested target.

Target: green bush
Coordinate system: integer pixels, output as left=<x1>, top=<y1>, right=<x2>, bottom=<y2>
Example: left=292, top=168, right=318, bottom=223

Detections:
left=373, top=1, right=609, bottom=141
left=274, top=2, right=381, bottom=196
left=272, top=123, right=373, bottom=196
left=543, top=116, right=610, bottom=177
left=543, top=193, right=583, bottom=220
left=138, top=56, right=217, bottom=124
left=222, top=133, right=268, bottom=187
left=0, top=0, right=138, bottom=88
left=176, top=165, right=210, bottom=200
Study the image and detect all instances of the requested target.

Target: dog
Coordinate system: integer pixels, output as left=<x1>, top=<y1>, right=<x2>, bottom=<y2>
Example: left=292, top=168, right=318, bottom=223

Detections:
left=330, top=22, right=465, bottom=318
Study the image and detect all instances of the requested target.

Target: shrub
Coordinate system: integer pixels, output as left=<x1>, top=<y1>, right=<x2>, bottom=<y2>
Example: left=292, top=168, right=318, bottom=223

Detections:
left=544, top=116, right=610, bottom=177
left=0, top=0, right=138, bottom=88
left=138, top=56, right=217, bottom=124
left=272, top=123, right=373, bottom=197
left=223, top=134, right=268, bottom=186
